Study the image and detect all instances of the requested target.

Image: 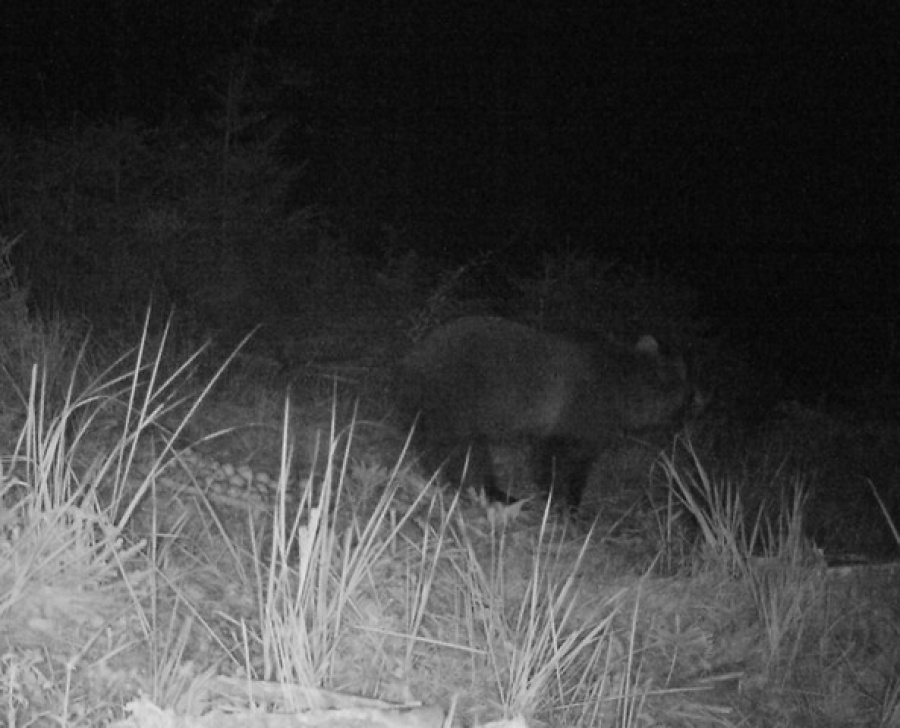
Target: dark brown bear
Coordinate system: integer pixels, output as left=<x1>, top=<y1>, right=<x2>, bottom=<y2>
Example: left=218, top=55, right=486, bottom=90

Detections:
left=396, top=316, right=695, bottom=511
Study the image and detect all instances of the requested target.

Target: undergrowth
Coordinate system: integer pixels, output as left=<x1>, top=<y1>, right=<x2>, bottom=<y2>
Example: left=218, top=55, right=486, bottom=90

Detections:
left=0, top=314, right=897, bottom=727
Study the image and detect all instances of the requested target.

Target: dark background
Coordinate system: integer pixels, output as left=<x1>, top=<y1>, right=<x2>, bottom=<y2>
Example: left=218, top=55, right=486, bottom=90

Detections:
left=1, top=0, right=898, bottom=401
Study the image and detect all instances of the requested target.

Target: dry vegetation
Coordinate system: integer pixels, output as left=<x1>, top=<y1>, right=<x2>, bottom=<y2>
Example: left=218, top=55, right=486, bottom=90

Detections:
left=0, top=188, right=899, bottom=727
left=0, top=301, right=898, bottom=728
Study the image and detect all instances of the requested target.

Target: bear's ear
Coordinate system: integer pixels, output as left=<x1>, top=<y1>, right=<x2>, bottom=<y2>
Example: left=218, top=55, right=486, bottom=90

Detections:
left=634, top=335, right=660, bottom=357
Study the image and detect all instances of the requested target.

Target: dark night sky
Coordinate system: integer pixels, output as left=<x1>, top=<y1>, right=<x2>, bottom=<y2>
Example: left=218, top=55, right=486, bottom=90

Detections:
left=2, top=0, right=899, bottom=396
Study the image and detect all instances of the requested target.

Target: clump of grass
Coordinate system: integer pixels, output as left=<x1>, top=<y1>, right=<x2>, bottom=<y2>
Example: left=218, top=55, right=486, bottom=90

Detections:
left=0, top=308, right=242, bottom=722
left=660, top=440, right=825, bottom=679
left=450, top=501, right=633, bottom=726
left=249, top=402, right=440, bottom=694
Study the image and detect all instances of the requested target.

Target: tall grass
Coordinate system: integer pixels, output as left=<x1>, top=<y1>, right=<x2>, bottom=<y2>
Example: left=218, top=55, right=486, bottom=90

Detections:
left=462, top=503, right=626, bottom=723
left=660, top=440, right=825, bottom=680
left=0, top=311, right=221, bottom=722
left=2, top=315, right=896, bottom=726
left=251, top=402, right=439, bottom=693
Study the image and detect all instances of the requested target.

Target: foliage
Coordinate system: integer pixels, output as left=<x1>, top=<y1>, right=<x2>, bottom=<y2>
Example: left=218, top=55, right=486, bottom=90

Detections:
left=0, top=118, right=302, bottom=326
